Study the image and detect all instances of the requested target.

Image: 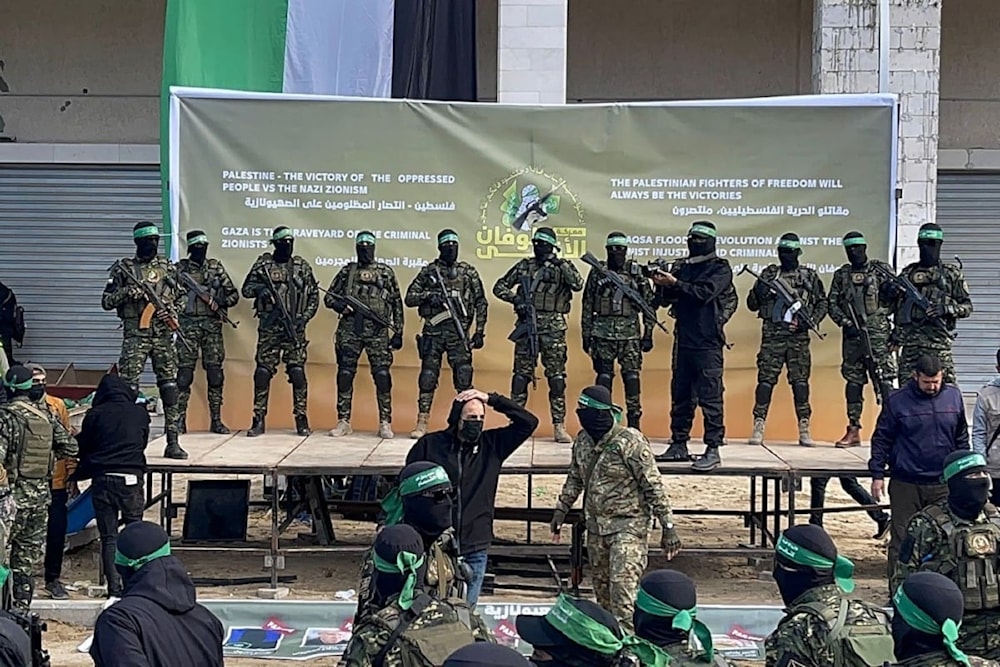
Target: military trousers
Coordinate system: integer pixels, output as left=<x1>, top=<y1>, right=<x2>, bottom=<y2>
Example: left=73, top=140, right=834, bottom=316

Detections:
left=958, top=611, right=1000, bottom=661
left=898, top=344, right=957, bottom=386
left=253, top=327, right=309, bottom=418
left=10, top=479, right=50, bottom=604
left=587, top=529, right=647, bottom=633
left=512, top=329, right=568, bottom=423
left=416, top=327, right=473, bottom=414
left=887, top=479, right=948, bottom=593
left=753, top=329, right=812, bottom=421
left=670, top=346, right=725, bottom=446
left=176, top=319, right=227, bottom=423
left=841, top=331, right=896, bottom=425
left=118, top=329, right=180, bottom=435
left=589, top=338, right=643, bottom=423
left=335, top=325, right=394, bottom=421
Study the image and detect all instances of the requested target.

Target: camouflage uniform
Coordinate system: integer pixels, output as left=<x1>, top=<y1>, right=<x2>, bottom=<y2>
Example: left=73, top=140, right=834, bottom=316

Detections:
left=404, top=260, right=487, bottom=414
left=326, top=262, right=404, bottom=422
left=555, top=424, right=674, bottom=631
left=338, top=593, right=491, bottom=667
left=241, top=253, right=319, bottom=420
left=747, top=265, right=828, bottom=422
left=882, top=262, right=973, bottom=385
left=895, top=500, right=1000, bottom=659
left=493, top=257, right=583, bottom=426
left=663, top=643, right=737, bottom=666
left=354, top=530, right=462, bottom=623
left=174, top=256, right=239, bottom=428
left=893, top=652, right=1000, bottom=666
left=764, top=584, right=888, bottom=666
left=581, top=259, right=654, bottom=426
left=102, top=256, right=182, bottom=434
left=0, top=395, right=77, bottom=608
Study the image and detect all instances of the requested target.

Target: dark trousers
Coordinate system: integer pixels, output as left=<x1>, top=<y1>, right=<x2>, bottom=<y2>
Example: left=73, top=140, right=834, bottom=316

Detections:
left=44, top=488, right=68, bottom=583
left=670, top=347, right=725, bottom=446
left=0, top=333, right=14, bottom=365
left=92, top=475, right=145, bottom=594
left=887, top=478, right=948, bottom=592
left=809, top=476, right=887, bottom=525
left=991, top=479, right=1000, bottom=507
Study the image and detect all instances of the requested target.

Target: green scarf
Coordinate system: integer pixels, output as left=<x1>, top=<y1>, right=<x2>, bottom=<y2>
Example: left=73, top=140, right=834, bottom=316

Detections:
left=894, top=586, right=969, bottom=666
left=114, top=542, right=172, bottom=569
left=636, top=587, right=714, bottom=662
left=775, top=534, right=855, bottom=593
left=380, top=465, right=451, bottom=525
left=373, top=550, right=425, bottom=611
left=577, top=393, right=623, bottom=424
left=544, top=595, right=670, bottom=667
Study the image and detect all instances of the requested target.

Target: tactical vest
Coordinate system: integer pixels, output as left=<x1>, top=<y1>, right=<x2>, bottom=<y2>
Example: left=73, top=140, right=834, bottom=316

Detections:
left=926, top=504, right=1000, bottom=611
left=531, top=262, right=572, bottom=314
left=594, top=262, right=644, bottom=318
left=847, top=266, right=881, bottom=318
left=792, top=598, right=895, bottom=667
left=763, top=266, right=814, bottom=325
left=419, top=264, right=470, bottom=327
left=3, top=400, right=54, bottom=481
left=348, top=263, right=392, bottom=320
left=375, top=594, right=479, bottom=667
left=898, top=264, right=952, bottom=326
left=178, top=258, right=222, bottom=317
left=256, top=258, right=303, bottom=317
left=116, top=258, right=174, bottom=320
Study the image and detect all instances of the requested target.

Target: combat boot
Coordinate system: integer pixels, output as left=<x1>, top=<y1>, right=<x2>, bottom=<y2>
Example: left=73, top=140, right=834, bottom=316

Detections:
left=210, top=413, right=231, bottom=435
left=835, top=425, right=861, bottom=448
left=378, top=421, right=395, bottom=439
left=692, top=446, right=721, bottom=473
left=748, top=418, right=765, bottom=446
left=247, top=415, right=266, bottom=437
left=553, top=423, right=572, bottom=443
left=178, top=416, right=187, bottom=434
left=329, top=419, right=352, bottom=437
left=798, top=418, right=816, bottom=447
left=410, top=413, right=430, bottom=439
left=295, top=414, right=311, bottom=436
left=656, top=440, right=691, bottom=462
left=164, top=431, right=188, bottom=459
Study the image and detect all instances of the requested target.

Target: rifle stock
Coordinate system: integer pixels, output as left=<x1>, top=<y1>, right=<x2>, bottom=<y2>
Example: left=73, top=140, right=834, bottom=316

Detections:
left=323, top=288, right=397, bottom=334
left=179, top=272, right=238, bottom=328
left=111, top=261, right=193, bottom=352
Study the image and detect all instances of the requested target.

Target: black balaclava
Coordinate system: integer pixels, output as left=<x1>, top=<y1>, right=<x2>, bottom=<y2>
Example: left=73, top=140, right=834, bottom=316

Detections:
left=133, top=221, right=160, bottom=262
left=605, top=232, right=628, bottom=272
left=356, top=230, right=376, bottom=267
left=917, top=223, right=943, bottom=268
left=372, top=524, right=427, bottom=608
left=438, top=229, right=459, bottom=267
left=773, top=524, right=837, bottom=606
left=271, top=226, right=294, bottom=264
left=634, top=570, right=698, bottom=647
left=576, top=385, right=618, bottom=442
left=777, top=233, right=801, bottom=271
left=687, top=221, right=717, bottom=257
left=114, top=521, right=172, bottom=591
left=187, top=229, right=209, bottom=266
left=516, top=598, right=620, bottom=667
left=3, top=366, right=35, bottom=402
left=399, top=461, right=454, bottom=544
left=533, top=226, right=558, bottom=263
left=843, top=231, right=868, bottom=268
left=892, top=571, right=966, bottom=662
left=447, top=397, right=485, bottom=446
left=943, top=451, right=991, bottom=521
left=444, top=642, right=531, bottom=667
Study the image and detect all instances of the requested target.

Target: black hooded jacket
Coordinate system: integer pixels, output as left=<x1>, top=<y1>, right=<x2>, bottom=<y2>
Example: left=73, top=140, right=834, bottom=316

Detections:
left=90, top=557, right=224, bottom=667
left=73, top=375, right=149, bottom=479
left=406, top=393, right=538, bottom=554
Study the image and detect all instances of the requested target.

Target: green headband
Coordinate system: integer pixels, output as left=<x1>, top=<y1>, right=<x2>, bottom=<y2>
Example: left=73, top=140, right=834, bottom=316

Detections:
left=533, top=231, right=558, bottom=246
left=545, top=595, right=670, bottom=667
left=379, top=466, right=452, bottom=525
left=272, top=228, right=293, bottom=241
left=918, top=228, right=944, bottom=241
left=943, top=453, right=987, bottom=482
left=578, top=394, right=624, bottom=424
left=606, top=234, right=629, bottom=247
left=689, top=224, right=717, bottom=238
left=635, top=588, right=714, bottom=662
left=133, top=224, right=159, bottom=239
left=356, top=232, right=376, bottom=244
left=438, top=232, right=459, bottom=245
left=114, top=542, right=171, bottom=570
left=0, top=565, right=9, bottom=590
left=775, top=535, right=855, bottom=593
left=3, top=376, right=34, bottom=391
left=373, top=550, right=424, bottom=611
left=894, top=586, right=969, bottom=666
left=777, top=238, right=801, bottom=249
left=186, top=234, right=209, bottom=246
left=843, top=236, right=867, bottom=247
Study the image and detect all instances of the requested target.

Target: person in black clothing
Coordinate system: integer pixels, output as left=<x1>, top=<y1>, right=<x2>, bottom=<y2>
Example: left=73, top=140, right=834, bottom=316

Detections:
left=406, top=388, right=538, bottom=606
left=90, top=521, right=223, bottom=666
left=72, top=374, right=149, bottom=597
left=0, top=281, right=20, bottom=366
left=653, top=221, right=734, bottom=472
left=0, top=616, right=31, bottom=667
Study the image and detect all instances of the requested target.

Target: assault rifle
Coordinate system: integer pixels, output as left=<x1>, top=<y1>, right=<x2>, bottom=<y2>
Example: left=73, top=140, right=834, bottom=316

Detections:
left=258, top=268, right=299, bottom=342
left=581, top=252, right=669, bottom=334
left=739, top=265, right=825, bottom=339
left=109, top=261, right=193, bottom=352
left=511, top=179, right=567, bottom=232
left=430, top=265, right=470, bottom=352
left=324, top=289, right=398, bottom=334
left=507, top=274, right=540, bottom=388
left=870, top=263, right=955, bottom=338
left=845, top=301, right=886, bottom=404
left=1, top=581, right=51, bottom=667
left=178, top=272, right=238, bottom=329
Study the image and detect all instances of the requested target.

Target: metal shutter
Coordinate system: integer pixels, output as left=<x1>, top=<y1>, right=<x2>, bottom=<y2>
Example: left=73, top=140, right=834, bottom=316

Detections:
left=0, top=166, right=161, bottom=378
left=936, top=172, right=1000, bottom=391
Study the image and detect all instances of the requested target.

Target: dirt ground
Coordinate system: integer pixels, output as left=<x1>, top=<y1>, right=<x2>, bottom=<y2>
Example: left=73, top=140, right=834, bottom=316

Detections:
left=44, top=468, right=889, bottom=665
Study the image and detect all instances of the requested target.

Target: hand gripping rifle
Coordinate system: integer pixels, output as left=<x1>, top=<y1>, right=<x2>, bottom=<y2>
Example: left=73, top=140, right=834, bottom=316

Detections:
left=845, top=301, right=886, bottom=404
left=178, top=272, right=238, bottom=328
left=581, top=252, right=669, bottom=335
left=258, top=267, right=300, bottom=342
left=110, top=261, right=193, bottom=352
left=870, top=262, right=955, bottom=339
left=430, top=265, right=471, bottom=352
left=738, top=265, right=825, bottom=339
left=507, top=274, right=540, bottom=388
left=320, top=287, right=398, bottom=334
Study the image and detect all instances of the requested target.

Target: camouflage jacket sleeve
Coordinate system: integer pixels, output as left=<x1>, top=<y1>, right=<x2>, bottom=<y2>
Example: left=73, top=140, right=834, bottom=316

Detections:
left=241, top=256, right=268, bottom=300
left=945, top=264, right=974, bottom=320
left=580, top=269, right=599, bottom=341
left=404, top=265, right=435, bottom=308
left=555, top=436, right=587, bottom=514
left=385, top=267, right=404, bottom=331
left=746, top=275, right=765, bottom=314
left=637, top=266, right=656, bottom=335
left=764, top=613, right=831, bottom=667
left=719, top=283, right=739, bottom=324
left=51, top=413, right=78, bottom=460
left=878, top=264, right=905, bottom=311
left=101, top=261, right=131, bottom=311
left=559, top=258, right=585, bottom=292
left=470, top=610, right=492, bottom=642
left=897, top=511, right=950, bottom=582
left=807, top=270, right=828, bottom=324
left=467, top=265, right=488, bottom=335
left=621, top=430, right=674, bottom=526
left=213, top=260, right=240, bottom=309
left=337, top=621, right=380, bottom=667
left=827, top=267, right=850, bottom=327
left=492, top=260, right=528, bottom=303
left=298, top=260, right=320, bottom=322
left=353, top=547, right=377, bottom=624
left=325, top=265, right=351, bottom=309
left=0, top=408, right=23, bottom=488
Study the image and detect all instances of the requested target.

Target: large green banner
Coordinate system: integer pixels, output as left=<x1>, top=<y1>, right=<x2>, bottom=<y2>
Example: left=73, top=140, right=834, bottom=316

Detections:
left=170, top=89, right=895, bottom=440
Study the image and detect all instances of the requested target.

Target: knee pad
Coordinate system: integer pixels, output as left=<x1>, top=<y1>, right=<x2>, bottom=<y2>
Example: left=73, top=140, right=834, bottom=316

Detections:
left=286, top=365, right=307, bottom=390
left=176, top=367, right=195, bottom=391
left=336, top=368, right=355, bottom=394
left=418, top=368, right=438, bottom=393
left=158, top=380, right=179, bottom=407
left=548, top=374, right=566, bottom=398
left=754, top=382, right=774, bottom=406
left=792, top=382, right=810, bottom=404
left=254, top=365, right=273, bottom=390
left=845, top=381, right=864, bottom=404
left=511, top=374, right=532, bottom=396
left=453, top=364, right=473, bottom=390
left=595, top=373, right=614, bottom=390
left=622, top=370, right=641, bottom=396
left=373, top=367, right=392, bottom=394
left=205, top=365, right=224, bottom=389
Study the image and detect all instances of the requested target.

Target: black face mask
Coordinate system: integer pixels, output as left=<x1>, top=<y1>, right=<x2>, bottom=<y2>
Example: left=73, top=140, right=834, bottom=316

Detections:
left=539, top=645, right=615, bottom=667
left=188, top=245, right=208, bottom=265
left=439, top=244, right=458, bottom=266
left=845, top=246, right=868, bottom=268
left=577, top=408, right=614, bottom=442
left=115, top=565, right=137, bottom=592
left=403, top=493, right=453, bottom=542
left=948, top=475, right=991, bottom=520
left=459, top=419, right=484, bottom=443
left=534, top=241, right=555, bottom=263
left=773, top=559, right=831, bottom=606
left=891, top=613, right=940, bottom=661
left=687, top=236, right=715, bottom=257
left=135, top=238, right=159, bottom=262
left=357, top=244, right=375, bottom=266
left=606, top=247, right=627, bottom=272
left=778, top=249, right=800, bottom=271
left=918, top=241, right=941, bottom=268
left=27, top=386, right=45, bottom=402
left=634, top=611, right=688, bottom=648
left=273, top=240, right=293, bottom=263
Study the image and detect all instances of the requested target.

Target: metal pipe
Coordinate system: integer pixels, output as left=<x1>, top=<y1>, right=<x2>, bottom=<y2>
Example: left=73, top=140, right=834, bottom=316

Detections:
left=879, top=0, right=891, bottom=92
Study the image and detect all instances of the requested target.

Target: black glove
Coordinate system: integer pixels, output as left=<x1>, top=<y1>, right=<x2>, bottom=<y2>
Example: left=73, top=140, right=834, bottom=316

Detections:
left=926, top=302, right=957, bottom=319
left=514, top=301, right=532, bottom=318
left=390, top=332, right=403, bottom=350
left=843, top=323, right=860, bottom=338
left=330, top=299, right=349, bottom=314
left=640, top=336, right=654, bottom=353
left=424, top=293, right=445, bottom=310
left=880, top=280, right=903, bottom=300
left=582, top=337, right=592, bottom=355
left=470, top=332, right=485, bottom=350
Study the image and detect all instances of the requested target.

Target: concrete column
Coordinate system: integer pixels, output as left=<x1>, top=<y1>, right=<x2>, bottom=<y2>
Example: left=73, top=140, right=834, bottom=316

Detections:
left=497, top=0, right=567, bottom=104
left=813, top=0, right=942, bottom=266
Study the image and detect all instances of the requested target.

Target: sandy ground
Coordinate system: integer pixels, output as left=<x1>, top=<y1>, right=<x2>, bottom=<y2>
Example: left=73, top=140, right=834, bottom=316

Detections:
left=43, top=466, right=888, bottom=665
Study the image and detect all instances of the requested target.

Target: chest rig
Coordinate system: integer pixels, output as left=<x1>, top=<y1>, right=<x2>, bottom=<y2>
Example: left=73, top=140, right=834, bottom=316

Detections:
left=766, top=267, right=812, bottom=325
left=899, top=265, right=948, bottom=326
left=594, top=262, right=644, bottom=317
left=926, top=504, right=1000, bottom=612
left=179, top=259, right=219, bottom=317
left=347, top=263, right=391, bottom=319
left=529, top=261, right=571, bottom=314
left=847, top=266, right=881, bottom=320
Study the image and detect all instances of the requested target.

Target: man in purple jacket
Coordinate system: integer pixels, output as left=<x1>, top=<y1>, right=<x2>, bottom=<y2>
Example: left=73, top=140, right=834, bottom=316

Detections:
left=868, top=353, right=969, bottom=590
